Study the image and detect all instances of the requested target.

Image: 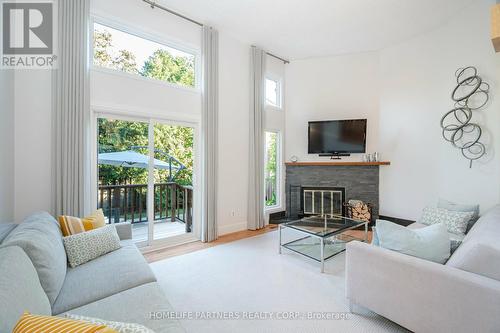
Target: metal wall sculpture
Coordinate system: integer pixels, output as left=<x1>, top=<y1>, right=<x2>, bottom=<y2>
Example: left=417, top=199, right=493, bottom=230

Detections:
left=440, top=66, right=490, bottom=168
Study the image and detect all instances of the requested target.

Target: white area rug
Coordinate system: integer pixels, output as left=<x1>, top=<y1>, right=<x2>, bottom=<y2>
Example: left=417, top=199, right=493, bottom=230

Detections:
left=151, top=231, right=408, bottom=333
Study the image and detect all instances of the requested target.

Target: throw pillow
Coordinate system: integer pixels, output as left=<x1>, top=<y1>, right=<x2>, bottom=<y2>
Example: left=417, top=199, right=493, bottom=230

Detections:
left=12, top=312, right=116, bottom=333
left=438, top=198, right=479, bottom=232
left=66, top=314, right=155, bottom=333
left=63, top=225, right=121, bottom=268
left=419, top=206, right=473, bottom=235
left=59, top=209, right=106, bottom=236
left=374, top=219, right=451, bottom=264
left=450, top=243, right=500, bottom=281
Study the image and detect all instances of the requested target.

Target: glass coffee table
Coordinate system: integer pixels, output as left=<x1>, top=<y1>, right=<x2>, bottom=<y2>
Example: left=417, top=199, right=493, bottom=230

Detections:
left=278, top=215, right=369, bottom=273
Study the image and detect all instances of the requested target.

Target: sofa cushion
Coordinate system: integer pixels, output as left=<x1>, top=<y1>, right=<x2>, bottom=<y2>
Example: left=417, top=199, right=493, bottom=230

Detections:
left=52, top=240, right=156, bottom=314
left=438, top=198, right=479, bottom=232
left=63, top=282, right=185, bottom=333
left=447, top=205, right=500, bottom=266
left=65, top=314, right=155, bottom=333
left=419, top=206, right=473, bottom=235
left=0, top=246, right=52, bottom=333
left=63, top=225, right=121, bottom=268
left=1, top=212, right=66, bottom=305
left=375, top=220, right=450, bottom=264
left=408, top=222, right=464, bottom=254
left=0, top=223, right=17, bottom=243
left=448, top=243, right=500, bottom=281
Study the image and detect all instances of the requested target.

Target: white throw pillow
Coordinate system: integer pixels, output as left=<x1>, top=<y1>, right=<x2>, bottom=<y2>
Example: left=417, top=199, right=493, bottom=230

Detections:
left=63, top=224, right=121, bottom=268
left=65, top=314, right=154, bottom=333
left=419, top=206, right=473, bottom=235
left=375, top=219, right=451, bottom=264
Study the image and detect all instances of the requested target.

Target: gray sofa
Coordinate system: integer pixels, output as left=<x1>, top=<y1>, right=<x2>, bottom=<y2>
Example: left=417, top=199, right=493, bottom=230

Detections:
left=0, top=212, right=184, bottom=333
left=346, top=205, right=500, bottom=333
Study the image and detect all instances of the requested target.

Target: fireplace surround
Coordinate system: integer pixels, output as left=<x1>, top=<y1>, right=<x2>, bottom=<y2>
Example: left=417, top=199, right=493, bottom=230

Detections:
left=285, top=162, right=385, bottom=221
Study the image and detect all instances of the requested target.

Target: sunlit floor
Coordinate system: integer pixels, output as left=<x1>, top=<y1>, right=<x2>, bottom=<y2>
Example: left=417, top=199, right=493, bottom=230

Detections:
left=131, top=220, right=188, bottom=242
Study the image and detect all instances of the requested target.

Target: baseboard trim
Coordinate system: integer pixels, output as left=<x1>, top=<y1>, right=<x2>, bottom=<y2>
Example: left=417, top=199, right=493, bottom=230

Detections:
left=378, top=215, right=415, bottom=226
left=218, top=222, right=247, bottom=236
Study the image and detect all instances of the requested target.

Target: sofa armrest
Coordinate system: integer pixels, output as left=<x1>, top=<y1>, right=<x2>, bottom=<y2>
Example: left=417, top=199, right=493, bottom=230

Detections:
left=346, top=241, right=500, bottom=333
left=114, top=222, right=132, bottom=240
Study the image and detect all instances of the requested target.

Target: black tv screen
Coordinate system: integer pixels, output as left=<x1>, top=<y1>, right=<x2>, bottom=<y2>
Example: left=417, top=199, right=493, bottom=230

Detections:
left=308, top=119, right=367, bottom=154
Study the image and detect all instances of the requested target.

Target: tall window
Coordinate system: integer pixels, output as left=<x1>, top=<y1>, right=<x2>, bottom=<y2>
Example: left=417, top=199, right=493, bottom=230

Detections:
left=265, top=77, right=282, bottom=108
left=265, top=131, right=279, bottom=207
left=92, top=22, right=196, bottom=88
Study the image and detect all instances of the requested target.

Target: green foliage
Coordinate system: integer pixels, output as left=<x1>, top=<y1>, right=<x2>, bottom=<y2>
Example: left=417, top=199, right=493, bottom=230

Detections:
left=265, top=133, right=278, bottom=206
left=98, top=119, right=194, bottom=186
left=93, top=27, right=195, bottom=87
left=94, top=30, right=138, bottom=74
left=141, top=49, right=195, bottom=88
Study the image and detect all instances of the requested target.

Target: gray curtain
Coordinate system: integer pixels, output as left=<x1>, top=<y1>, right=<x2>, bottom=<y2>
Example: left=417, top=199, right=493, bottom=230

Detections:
left=247, top=46, right=266, bottom=230
left=53, top=0, right=91, bottom=217
left=201, top=26, right=219, bottom=242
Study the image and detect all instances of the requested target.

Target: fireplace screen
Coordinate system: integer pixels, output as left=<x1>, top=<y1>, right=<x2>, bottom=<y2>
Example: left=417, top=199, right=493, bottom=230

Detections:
left=303, top=188, right=344, bottom=216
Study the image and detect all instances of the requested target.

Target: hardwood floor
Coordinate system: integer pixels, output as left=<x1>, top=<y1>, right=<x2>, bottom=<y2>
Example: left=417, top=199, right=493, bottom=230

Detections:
left=143, top=224, right=372, bottom=263
left=143, top=225, right=278, bottom=263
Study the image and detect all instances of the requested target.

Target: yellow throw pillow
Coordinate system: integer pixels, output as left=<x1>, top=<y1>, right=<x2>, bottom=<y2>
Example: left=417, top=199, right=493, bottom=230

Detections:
left=59, top=209, right=106, bottom=236
left=13, top=312, right=117, bottom=333
left=58, top=215, right=85, bottom=237
left=82, top=208, right=106, bottom=231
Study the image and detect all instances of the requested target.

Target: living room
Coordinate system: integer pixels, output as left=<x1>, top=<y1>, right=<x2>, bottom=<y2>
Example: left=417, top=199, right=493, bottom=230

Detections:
left=1, top=0, right=500, bottom=332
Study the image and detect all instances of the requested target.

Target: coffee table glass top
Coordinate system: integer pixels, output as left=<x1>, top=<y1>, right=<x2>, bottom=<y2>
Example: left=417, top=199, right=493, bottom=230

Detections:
left=283, top=215, right=367, bottom=238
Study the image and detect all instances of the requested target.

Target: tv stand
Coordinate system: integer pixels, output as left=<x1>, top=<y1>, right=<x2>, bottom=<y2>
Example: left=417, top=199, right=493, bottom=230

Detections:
left=318, top=153, right=351, bottom=160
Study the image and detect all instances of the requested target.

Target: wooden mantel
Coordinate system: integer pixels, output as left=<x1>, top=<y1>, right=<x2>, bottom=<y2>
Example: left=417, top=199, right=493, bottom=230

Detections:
left=285, top=161, right=391, bottom=166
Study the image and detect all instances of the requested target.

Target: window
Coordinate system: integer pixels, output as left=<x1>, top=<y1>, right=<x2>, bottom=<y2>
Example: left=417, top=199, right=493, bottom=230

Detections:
left=265, top=77, right=282, bottom=108
left=93, top=22, right=196, bottom=88
left=265, top=131, right=279, bottom=207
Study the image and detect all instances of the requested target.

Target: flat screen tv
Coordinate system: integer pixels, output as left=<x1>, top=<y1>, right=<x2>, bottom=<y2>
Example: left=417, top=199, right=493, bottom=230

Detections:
left=308, top=119, right=367, bottom=154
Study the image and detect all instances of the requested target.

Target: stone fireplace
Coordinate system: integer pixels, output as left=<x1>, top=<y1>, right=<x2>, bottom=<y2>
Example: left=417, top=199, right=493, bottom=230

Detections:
left=285, top=163, right=381, bottom=220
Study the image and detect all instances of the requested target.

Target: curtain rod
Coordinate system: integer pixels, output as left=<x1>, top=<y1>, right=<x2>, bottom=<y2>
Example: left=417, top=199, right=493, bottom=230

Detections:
left=143, top=0, right=290, bottom=64
left=266, top=52, right=290, bottom=64
left=142, top=0, right=203, bottom=27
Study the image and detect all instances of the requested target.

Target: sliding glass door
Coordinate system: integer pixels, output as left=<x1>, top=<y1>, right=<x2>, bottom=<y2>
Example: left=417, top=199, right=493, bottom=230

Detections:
left=97, top=115, right=196, bottom=246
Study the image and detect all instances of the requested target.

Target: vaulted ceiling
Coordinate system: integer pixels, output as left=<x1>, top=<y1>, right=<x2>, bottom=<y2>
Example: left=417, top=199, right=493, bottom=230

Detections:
left=158, top=0, right=476, bottom=60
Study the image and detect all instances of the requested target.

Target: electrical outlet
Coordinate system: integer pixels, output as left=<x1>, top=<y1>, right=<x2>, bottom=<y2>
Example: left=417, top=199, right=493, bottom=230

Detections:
left=231, top=210, right=235, bottom=217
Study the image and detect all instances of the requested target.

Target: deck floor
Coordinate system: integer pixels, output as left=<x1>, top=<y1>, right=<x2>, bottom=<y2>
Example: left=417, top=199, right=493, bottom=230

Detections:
left=131, top=220, right=188, bottom=242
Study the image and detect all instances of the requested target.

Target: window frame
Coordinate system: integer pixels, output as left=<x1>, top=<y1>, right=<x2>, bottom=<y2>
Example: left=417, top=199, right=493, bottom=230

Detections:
left=90, top=15, right=201, bottom=92
left=265, top=75, right=283, bottom=110
left=264, top=130, right=282, bottom=211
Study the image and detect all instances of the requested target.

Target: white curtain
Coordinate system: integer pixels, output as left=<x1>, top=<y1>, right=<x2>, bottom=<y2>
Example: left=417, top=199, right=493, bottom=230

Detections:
left=53, top=0, right=91, bottom=217
left=201, top=26, right=219, bottom=242
left=247, top=46, right=266, bottom=230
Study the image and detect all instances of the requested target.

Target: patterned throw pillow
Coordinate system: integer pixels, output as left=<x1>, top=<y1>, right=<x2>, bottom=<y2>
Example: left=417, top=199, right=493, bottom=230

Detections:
left=419, top=206, right=473, bottom=235
left=59, top=209, right=107, bottom=236
left=13, top=312, right=116, bottom=333
left=65, top=314, right=155, bottom=333
left=63, top=225, right=121, bottom=268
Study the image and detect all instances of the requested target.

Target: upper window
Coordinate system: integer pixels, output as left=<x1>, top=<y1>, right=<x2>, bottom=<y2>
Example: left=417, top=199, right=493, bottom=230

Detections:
left=93, top=22, right=196, bottom=88
left=265, top=77, right=282, bottom=109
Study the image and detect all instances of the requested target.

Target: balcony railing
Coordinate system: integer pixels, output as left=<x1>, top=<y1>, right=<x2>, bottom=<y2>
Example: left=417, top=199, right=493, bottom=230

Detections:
left=98, top=182, right=193, bottom=232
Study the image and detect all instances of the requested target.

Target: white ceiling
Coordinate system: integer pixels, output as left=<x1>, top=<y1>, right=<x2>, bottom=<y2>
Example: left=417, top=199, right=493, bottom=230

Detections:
left=158, top=0, right=476, bottom=60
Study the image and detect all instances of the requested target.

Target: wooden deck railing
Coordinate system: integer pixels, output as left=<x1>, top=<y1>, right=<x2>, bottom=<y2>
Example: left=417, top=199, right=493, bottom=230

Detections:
left=98, top=182, right=193, bottom=232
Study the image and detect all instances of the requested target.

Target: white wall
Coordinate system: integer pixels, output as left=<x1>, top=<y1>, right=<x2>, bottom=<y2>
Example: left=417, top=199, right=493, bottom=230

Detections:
left=216, top=32, right=250, bottom=234
left=379, top=0, right=500, bottom=219
left=13, top=71, right=53, bottom=222
left=285, top=52, right=380, bottom=162
left=0, top=70, right=15, bottom=222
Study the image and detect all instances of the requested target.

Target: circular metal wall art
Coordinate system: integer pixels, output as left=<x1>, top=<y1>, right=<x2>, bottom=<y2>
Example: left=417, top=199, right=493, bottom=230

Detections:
left=440, top=66, right=490, bottom=168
